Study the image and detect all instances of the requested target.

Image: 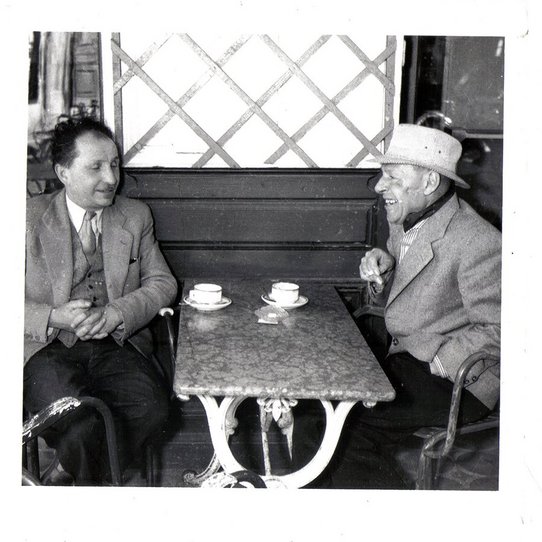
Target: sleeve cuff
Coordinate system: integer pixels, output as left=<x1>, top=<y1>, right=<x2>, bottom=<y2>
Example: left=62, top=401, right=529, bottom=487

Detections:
left=106, top=303, right=126, bottom=339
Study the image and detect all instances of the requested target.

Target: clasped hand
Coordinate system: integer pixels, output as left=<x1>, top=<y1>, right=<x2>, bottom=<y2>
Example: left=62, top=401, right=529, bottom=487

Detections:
left=49, top=300, right=122, bottom=341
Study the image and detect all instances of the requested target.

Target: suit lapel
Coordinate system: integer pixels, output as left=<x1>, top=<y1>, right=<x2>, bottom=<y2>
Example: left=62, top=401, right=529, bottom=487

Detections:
left=102, top=201, right=133, bottom=301
left=39, top=190, right=73, bottom=305
left=386, top=195, right=460, bottom=307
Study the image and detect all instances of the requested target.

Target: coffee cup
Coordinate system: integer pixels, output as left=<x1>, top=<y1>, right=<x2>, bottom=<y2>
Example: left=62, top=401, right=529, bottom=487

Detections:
left=189, top=283, right=222, bottom=304
left=271, top=282, right=299, bottom=305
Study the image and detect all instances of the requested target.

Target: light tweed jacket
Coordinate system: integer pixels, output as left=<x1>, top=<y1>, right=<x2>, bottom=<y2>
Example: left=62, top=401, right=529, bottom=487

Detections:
left=374, top=194, right=501, bottom=409
left=25, top=189, right=177, bottom=364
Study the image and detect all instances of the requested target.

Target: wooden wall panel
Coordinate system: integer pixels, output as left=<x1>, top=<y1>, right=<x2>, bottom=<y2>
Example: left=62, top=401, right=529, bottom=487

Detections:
left=161, top=249, right=368, bottom=281
left=120, top=168, right=382, bottom=281
left=121, top=169, right=377, bottom=199
left=147, top=200, right=372, bottom=243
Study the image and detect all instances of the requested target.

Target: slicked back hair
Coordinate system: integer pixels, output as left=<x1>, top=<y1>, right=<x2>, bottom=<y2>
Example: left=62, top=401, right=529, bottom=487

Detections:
left=51, top=118, right=116, bottom=168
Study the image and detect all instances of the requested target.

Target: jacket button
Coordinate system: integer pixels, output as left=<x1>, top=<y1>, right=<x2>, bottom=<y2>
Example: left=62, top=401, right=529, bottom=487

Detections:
left=392, top=338, right=399, bottom=346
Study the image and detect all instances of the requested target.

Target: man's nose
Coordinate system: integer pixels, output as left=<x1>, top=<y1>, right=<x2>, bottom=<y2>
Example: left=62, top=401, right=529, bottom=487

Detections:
left=374, top=175, right=387, bottom=194
left=103, top=166, right=118, bottom=185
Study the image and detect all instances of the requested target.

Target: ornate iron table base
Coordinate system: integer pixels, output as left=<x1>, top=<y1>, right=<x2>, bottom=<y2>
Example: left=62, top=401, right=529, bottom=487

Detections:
left=180, top=394, right=363, bottom=488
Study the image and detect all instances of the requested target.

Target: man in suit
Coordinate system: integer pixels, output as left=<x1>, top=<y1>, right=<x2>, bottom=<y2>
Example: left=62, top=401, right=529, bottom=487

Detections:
left=24, top=118, right=178, bottom=485
left=294, top=124, right=501, bottom=488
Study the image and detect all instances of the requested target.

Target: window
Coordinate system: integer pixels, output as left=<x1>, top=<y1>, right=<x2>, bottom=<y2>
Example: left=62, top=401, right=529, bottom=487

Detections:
left=104, top=33, right=402, bottom=168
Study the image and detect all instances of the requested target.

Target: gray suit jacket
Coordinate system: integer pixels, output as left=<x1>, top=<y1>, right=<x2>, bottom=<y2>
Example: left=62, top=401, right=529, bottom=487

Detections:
left=25, top=189, right=178, bottom=363
left=374, top=194, right=501, bottom=409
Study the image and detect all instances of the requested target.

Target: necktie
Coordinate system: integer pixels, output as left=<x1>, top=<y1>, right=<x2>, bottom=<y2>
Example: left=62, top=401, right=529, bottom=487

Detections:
left=79, top=210, right=96, bottom=257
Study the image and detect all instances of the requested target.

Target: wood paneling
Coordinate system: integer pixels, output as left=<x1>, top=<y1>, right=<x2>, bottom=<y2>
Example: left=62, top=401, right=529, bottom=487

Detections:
left=121, top=169, right=377, bottom=199
left=162, top=248, right=369, bottom=280
left=148, top=200, right=372, bottom=243
left=119, top=168, right=382, bottom=280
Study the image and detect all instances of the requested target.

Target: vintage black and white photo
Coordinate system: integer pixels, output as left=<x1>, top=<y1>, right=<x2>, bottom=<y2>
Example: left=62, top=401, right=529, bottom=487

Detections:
left=3, top=1, right=540, bottom=541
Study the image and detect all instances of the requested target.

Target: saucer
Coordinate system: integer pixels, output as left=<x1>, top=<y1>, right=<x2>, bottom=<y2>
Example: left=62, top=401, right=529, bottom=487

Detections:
left=183, top=295, right=232, bottom=312
left=261, top=294, right=308, bottom=310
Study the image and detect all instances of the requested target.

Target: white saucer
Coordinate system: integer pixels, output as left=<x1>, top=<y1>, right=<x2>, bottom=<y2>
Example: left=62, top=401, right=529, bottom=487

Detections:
left=183, top=295, right=232, bottom=311
left=261, top=294, right=309, bottom=310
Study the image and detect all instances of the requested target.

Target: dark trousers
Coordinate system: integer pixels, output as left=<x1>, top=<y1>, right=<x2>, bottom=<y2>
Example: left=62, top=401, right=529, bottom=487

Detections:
left=23, top=337, right=169, bottom=485
left=292, top=351, right=490, bottom=489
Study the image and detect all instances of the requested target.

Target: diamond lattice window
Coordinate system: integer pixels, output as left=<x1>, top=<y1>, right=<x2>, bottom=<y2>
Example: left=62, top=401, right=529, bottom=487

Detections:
left=106, top=33, right=401, bottom=168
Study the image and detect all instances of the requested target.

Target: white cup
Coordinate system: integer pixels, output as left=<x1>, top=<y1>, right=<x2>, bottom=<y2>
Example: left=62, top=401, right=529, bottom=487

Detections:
left=271, top=282, right=299, bottom=305
left=189, top=283, right=222, bottom=304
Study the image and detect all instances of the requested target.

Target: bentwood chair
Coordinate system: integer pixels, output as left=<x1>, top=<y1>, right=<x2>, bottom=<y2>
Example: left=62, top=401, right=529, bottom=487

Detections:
left=353, top=300, right=500, bottom=491
left=22, top=306, right=178, bottom=488
left=414, top=351, right=500, bottom=490
left=22, top=396, right=122, bottom=486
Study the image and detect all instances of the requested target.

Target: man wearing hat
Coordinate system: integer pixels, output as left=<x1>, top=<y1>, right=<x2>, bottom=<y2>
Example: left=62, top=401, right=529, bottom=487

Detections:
left=294, top=124, right=501, bottom=489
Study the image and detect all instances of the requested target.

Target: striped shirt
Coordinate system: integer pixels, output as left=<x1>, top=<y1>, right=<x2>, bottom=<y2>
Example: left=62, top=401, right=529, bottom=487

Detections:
left=398, top=218, right=428, bottom=263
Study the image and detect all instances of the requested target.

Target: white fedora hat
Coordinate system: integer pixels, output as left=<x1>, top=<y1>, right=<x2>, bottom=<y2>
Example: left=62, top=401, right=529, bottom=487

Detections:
left=374, top=124, right=470, bottom=189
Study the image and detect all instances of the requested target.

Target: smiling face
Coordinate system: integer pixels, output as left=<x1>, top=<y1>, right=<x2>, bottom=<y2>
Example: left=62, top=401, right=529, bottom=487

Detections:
left=374, top=164, right=430, bottom=225
left=54, top=131, right=120, bottom=211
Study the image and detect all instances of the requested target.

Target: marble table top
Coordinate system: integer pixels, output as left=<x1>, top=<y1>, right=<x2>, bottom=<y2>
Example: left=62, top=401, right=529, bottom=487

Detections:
left=174, top=280, right=395, bottom=403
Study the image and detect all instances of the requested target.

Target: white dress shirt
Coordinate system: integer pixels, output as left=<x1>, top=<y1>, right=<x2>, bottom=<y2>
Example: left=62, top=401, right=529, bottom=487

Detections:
left=65, top=195, right=103, bottom=237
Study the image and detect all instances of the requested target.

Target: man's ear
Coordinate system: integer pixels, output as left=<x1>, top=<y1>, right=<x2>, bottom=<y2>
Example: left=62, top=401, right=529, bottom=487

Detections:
left=423, top=170, right=441, bottom=195
left=54, top=163, right=68, bottom=185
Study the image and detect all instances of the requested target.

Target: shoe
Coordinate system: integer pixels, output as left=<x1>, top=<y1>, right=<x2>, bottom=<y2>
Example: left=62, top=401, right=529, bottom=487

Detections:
left=41, top=456, right=75, bottom=486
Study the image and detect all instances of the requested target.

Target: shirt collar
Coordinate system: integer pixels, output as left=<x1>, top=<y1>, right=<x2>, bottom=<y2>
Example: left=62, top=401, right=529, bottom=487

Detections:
left=65, top=194, right=103, bottom=233
left=402, top=184, right=455, bottom=232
